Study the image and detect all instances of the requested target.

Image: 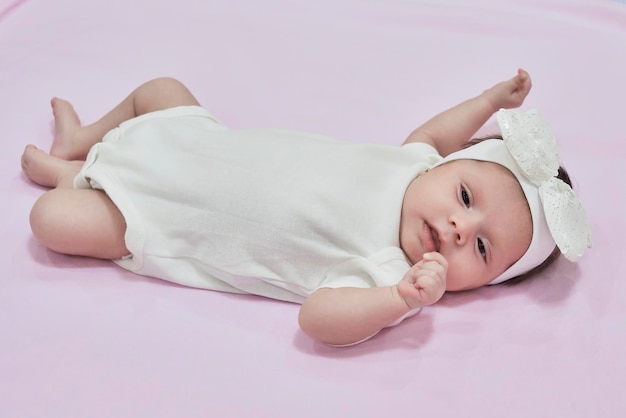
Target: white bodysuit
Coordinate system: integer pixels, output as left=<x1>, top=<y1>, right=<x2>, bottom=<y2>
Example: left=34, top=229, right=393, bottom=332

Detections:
left=74, top=106, right=442, bottom=307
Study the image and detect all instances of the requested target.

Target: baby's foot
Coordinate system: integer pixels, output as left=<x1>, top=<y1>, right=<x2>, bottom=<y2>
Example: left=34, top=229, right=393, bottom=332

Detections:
left=21, top=145, right=82, bottom=188
left=49, top=97, right=82, bottom=160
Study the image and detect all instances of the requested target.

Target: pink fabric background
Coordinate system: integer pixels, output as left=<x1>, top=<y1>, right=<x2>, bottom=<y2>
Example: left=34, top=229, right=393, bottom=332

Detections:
left=2, top=0, right=625, bottom=416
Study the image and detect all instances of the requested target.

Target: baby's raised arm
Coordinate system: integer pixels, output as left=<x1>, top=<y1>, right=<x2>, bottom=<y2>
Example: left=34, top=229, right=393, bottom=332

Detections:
left=298, top=253, right=447, bottom=346
left=404, top=69, right=532, bottom=156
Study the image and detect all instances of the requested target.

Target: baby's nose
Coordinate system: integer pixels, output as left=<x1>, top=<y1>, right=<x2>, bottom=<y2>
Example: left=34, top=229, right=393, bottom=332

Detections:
left=450, top=213, right=479, bottom=245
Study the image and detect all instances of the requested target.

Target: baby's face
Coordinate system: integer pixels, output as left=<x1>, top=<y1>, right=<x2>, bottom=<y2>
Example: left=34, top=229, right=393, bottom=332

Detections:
left=400, top=159, right=532, bottom=291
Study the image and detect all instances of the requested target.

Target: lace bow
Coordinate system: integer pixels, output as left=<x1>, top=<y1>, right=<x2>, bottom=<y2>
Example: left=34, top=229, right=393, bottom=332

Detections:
left=497, top=109, right=592, bottom=261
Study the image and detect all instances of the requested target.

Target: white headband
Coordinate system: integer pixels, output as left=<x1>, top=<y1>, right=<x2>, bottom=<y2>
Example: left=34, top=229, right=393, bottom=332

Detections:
left=434, top=109, right=592, bottom=284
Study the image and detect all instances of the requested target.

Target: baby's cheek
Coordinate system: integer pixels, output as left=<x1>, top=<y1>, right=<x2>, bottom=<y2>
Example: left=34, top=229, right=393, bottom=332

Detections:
left=443, top=265, right=467, bottom=291
left=445, top=265, right=489, bottom=291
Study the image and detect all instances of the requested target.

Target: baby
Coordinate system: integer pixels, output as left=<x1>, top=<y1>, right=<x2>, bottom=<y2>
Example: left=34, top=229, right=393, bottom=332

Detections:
left=21, top=70, right=591, bottom=346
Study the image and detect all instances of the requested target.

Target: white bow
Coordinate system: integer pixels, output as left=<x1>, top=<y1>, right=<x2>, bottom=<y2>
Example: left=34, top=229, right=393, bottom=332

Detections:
left=497, top=109, right=592, bottom=261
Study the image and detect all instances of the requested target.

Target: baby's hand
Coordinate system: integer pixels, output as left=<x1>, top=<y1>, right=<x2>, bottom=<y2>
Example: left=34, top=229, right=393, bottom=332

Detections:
left=483, top=68, right=532, bottom=111
left=397, top=252, right=447, bottom=310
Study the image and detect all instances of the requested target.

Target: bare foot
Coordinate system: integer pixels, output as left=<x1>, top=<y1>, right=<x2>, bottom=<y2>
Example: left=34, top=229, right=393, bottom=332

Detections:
left=49, top=97, right=82, bottom=160
left=22, top=145, right=83, bottom=188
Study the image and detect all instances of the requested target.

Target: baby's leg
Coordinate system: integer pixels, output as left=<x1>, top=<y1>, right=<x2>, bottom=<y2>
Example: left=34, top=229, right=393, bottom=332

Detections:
left=23, top=145, right=128, bottom=259
left=51, top=77, right=201, bottom=161
left=30, top=188, right=128, bottom=259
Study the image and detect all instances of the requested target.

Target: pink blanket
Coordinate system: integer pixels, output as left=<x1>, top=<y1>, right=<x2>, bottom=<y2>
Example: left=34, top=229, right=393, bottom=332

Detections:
left=2, top=0, right=625, bottom=416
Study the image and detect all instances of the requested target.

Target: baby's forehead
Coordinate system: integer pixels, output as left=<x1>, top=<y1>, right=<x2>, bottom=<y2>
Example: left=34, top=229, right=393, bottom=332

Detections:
left=444, top=158, right=529, bottom=202
left=444, top=158, right=517, bottom=179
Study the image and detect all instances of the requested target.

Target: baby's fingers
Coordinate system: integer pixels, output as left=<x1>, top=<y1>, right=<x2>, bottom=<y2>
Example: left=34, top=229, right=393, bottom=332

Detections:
left=514, top=69, right=532, bottom=93
left=422, top=252, right=448, bottom=271
left=415, top=273, right=445, bottom=304
left=416, top=253, right=447, bottom=303
left=415, top=264, right=445, bottom=289
left=517, top=68, right=531, bottom=82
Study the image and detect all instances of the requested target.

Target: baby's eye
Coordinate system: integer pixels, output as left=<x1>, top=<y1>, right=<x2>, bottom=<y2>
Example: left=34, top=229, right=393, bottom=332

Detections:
left=461, top=187, right=470, bottom=207
left=477, top=238, right=487, bottom=260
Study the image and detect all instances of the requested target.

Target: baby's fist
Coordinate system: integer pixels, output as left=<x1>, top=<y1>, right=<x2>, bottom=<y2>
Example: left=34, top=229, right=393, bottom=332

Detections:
left=484, top=68, right=532, bottom=110
left=397, top=252, right=448, bottom=309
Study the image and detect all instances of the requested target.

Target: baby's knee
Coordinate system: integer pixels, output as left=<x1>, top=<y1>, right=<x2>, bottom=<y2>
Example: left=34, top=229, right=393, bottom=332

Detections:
left=29, top=190, right=68, bottom=250
left=148, top=76, right=184, bottom=88
left=136, top=77, right=198, bottom=114
left=30, top=188, right=128, bottom=258
left=145, top=77, right=189, bottom=98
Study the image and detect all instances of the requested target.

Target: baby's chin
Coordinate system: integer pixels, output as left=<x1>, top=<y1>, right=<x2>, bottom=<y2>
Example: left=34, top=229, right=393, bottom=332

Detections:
left=401, top=246, right=423, bottom=266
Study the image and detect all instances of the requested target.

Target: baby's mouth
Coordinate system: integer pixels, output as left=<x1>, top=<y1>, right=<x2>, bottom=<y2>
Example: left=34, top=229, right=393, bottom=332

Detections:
left=430, top=226, right=440, bottom=252
left=422, top=222, right=441, bottom=253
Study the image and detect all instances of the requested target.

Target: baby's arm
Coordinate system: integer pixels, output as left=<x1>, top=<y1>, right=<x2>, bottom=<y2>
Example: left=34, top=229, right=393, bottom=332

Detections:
left=404, top=69, right=532, bottom=156
left=299, top=253, right=447, bottom=346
